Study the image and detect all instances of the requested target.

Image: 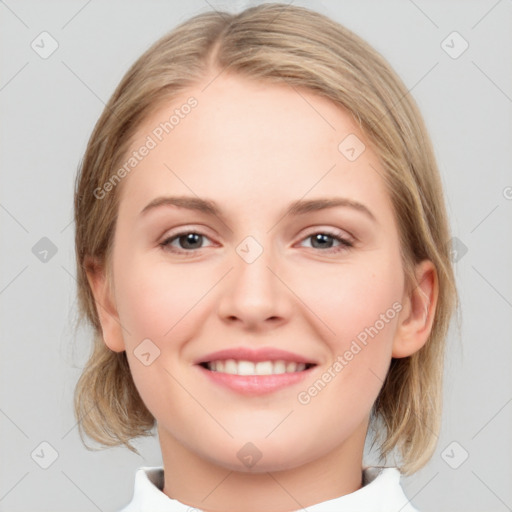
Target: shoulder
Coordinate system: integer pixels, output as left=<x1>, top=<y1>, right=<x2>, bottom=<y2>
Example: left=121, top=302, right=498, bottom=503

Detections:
left=362, top=466, right=420, bottom=512
left=118, top=466, right=169, bottom=512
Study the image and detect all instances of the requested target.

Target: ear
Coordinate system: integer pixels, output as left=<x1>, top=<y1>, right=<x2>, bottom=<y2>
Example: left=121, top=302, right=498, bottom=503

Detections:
left=392, top=259, right=438, bottom=358
left=84, top=255, right=126, bottom=353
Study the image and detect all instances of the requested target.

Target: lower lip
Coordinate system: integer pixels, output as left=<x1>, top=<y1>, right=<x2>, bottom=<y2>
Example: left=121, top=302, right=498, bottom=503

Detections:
left=196, top=364, right=315, bottom=395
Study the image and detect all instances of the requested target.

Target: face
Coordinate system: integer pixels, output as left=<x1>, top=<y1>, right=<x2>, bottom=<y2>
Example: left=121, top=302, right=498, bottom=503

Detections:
left=96, top=73, right=419, bottom=473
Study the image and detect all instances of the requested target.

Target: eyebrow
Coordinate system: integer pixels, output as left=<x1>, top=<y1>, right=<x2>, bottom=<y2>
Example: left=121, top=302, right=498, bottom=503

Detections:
left=139, top=195, right=376, bottom=222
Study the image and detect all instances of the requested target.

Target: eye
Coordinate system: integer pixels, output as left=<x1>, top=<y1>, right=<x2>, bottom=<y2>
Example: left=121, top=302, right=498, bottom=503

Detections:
left=160, top=230, right=214, bottom=255
left=159, top=228, right=354, bottom=256
left=299, top=230, right=353, bottom=253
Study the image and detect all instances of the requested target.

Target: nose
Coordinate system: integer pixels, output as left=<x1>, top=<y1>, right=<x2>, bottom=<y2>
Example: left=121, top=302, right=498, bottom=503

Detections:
left=216, top=236, right=293, bottom=330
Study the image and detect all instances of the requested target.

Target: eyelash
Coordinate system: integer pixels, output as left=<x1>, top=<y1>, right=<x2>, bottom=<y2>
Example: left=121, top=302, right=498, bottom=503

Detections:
left=159, top=229, right=354, bottom=256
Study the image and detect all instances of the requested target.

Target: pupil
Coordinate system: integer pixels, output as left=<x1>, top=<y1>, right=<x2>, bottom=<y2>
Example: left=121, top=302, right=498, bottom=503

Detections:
left=312, top=233, right=332, bottom=249
left=181, top=233, right=201, bottom=249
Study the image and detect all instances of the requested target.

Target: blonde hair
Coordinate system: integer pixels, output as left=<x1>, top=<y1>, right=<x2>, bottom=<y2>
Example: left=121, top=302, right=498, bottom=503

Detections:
left=73, top=3, right=457, bottom=475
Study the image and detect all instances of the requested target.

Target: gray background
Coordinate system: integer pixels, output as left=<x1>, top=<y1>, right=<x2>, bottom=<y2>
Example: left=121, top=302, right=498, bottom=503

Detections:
left=1, top=0, right=511, bottom=510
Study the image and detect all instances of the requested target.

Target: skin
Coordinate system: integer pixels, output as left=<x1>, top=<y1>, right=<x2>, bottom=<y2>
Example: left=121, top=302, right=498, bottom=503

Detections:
left=87, top=73, right=438, bottom=512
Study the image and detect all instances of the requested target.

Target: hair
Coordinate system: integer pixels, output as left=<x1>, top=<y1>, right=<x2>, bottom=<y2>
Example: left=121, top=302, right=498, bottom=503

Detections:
left=73, top=2, right=457, bottom=475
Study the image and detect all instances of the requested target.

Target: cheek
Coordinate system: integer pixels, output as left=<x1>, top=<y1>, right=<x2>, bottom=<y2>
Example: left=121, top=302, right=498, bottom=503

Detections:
left=305, top=258, right=403, bottom=340
left=113, top=257, right=205, bottom=418
left=299, top=257, right=403, bottom=395
left=115, top=254, right=208, bottom=343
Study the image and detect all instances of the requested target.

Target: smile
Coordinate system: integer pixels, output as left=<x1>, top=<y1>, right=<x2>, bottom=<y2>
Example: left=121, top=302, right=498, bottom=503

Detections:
left=200, top=359, right=316, bottom=375
left=194, top=346, right=318, bottom=395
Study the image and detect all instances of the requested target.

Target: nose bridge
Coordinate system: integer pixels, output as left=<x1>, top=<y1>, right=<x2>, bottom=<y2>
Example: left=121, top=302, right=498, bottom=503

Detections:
left=234, top=233, right=277, bottom=297
left=218, top=232, right=288, bottom=325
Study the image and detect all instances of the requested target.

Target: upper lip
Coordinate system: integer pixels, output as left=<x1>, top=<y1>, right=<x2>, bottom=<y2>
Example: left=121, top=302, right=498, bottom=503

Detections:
left=195, top=347, right=318, bottom=365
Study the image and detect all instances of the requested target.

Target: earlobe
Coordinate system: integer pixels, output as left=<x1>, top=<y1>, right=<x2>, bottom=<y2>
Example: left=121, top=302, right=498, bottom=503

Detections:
left=392, top=260, right=438, bottom=358
left=84, top=255, right=126, bottom=353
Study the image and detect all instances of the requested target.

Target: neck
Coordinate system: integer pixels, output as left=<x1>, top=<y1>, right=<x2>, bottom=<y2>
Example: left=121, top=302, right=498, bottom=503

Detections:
left=158, top=420, right=368, bottom=512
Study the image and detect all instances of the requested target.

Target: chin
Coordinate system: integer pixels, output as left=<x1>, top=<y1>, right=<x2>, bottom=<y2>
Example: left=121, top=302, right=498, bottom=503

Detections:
left=200, top=437, right=317, bottom=474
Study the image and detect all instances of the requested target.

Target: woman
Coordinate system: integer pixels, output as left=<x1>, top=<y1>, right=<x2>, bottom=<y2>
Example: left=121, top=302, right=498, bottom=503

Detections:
left=73, top=3, right=457, bottom=510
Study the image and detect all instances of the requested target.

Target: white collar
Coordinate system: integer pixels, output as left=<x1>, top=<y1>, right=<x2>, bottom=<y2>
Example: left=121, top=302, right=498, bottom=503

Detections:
left=120, top=465, right=419, bottom=512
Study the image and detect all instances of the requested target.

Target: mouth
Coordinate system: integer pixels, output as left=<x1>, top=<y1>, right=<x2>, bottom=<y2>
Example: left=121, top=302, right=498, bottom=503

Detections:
left=198, top=360, right=316, bottom=375
left=194, top=347, right=318, bottom=395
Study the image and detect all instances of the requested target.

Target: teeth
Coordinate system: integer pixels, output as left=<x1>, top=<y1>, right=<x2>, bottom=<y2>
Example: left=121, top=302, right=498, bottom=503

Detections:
left=287, top=361, right=298, bottom=372
left=238, top=361, right=255, bottom=376
left=206, top=359, right=310, bottom=375
left=224, top=359, right=237, bottom=374
left=256, top=361, right=274, bottom=375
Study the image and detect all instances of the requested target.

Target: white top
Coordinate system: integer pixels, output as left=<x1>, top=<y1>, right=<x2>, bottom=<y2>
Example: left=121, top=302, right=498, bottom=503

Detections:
left=119, top=465, right=420, bottom=512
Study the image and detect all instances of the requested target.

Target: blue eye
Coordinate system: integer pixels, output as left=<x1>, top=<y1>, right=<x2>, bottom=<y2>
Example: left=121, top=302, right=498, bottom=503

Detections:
left=160, top=231, right=213, bottom=254
left=160, top=230, right=353, bottom=256
left=299, top=232, right=353, bottom=253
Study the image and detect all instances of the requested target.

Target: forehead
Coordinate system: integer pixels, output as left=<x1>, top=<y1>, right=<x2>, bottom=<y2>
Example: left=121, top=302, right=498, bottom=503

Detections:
left=117, top=73, right=391, bottom=222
